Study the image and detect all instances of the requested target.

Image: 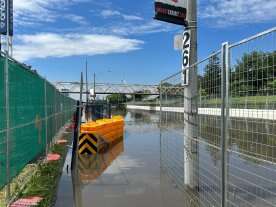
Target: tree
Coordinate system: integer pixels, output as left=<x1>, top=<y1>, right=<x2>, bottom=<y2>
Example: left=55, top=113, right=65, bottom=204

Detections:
left=201, top=55, right=221, bottom=97
left=106, top=94, right=127, bottom=104
left=231, top=51, right=276, bottom=96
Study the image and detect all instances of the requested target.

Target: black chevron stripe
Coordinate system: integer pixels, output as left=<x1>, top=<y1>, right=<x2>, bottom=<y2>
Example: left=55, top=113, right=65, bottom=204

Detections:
left=80, top=148, right=94, bottom=155
left=90, top=134, right=98, bottom=143
left=79, top=133, right=98, bottom=144
left=79, top=139, right=98, bottom=153
left=79, top=133, right=87, bottom=141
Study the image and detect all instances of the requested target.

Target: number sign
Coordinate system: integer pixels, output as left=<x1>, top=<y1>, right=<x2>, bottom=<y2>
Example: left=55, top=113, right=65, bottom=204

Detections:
left=182, top=30, right=191, bottom=86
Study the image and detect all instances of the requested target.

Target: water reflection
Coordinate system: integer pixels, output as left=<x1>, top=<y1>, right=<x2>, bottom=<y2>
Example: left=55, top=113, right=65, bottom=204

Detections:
left=78, top=138, right=124, bottom=183
left=161, top=111, right=276, bottom=207
left=72, top=138, right=124, bottom=206
left=70, top=110, right=276, bottom=207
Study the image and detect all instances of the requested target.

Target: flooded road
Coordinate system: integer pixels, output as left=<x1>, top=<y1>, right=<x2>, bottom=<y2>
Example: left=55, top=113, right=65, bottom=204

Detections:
left=71, top=110, right=187, bottom=207
left=56, top=109, right=276, bottom=207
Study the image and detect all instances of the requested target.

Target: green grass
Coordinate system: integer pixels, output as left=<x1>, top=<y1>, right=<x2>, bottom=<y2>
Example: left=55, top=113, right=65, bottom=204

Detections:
left=200, top=95, right=276, bottom=108
left=129, top=95, right=276, bottom=109
left=17, top=140, right=70, bottom=207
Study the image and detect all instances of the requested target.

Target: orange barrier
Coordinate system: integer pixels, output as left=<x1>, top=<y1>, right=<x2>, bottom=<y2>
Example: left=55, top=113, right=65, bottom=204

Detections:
left=78, top=116, right=124, bottom=155
left=79, top=139, right=124, bottom=182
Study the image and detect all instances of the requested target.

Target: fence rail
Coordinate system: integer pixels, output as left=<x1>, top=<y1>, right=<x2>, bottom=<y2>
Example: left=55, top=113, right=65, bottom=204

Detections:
left=160, top=27, right=276, bottom=207
left=0, top=51, right=76, bottom=205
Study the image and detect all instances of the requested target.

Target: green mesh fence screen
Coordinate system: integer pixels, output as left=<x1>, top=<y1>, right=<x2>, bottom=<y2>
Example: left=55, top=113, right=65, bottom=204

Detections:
left=0, top=55, right=76, bottom=189
left=0, top=57, right=6, bottom=189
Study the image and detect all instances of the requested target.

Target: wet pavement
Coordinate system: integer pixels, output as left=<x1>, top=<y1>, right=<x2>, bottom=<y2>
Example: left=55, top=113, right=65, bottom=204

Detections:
left=55, top=110, right=276, bottom=207
left=55, top=110, right=187, bottom=207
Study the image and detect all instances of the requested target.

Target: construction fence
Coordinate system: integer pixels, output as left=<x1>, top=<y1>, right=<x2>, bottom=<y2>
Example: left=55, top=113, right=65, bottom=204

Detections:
left=160, top=27, right=276, bottom=207
left=0, top=52, right=76, bottom=201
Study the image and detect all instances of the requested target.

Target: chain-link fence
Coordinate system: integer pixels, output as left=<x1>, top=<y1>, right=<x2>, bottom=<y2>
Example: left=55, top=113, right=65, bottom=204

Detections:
left=227, top=28, right=276, bottom=207
left=0, top=52, right=76, bottom=205
left=160, top=27, right=276, bottom=207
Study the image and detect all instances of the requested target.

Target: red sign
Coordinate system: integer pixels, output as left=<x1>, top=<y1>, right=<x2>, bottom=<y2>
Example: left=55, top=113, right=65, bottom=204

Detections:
left=154, top=0, right=187, bottom=26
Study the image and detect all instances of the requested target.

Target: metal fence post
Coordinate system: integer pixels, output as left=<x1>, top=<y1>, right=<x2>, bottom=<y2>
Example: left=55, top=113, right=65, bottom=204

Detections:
left=221, top=42, right=230, bottom=207
left=159, top=82, right=163, bottom=125
left=54, top=89, right=57, bottom=143
left=4, top=51, right=10, bottom=203
left=44, top=79, right=48, bottom=155
left=73, top=73, right=83, bottom=173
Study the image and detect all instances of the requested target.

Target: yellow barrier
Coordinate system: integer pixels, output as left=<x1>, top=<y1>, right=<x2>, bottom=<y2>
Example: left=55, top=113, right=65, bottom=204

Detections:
left=79, top=116, right=124, bottom=155
left=78, top=133, right=99, bottom=155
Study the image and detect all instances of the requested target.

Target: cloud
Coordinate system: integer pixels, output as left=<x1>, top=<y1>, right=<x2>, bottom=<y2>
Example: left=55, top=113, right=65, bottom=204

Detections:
left=13, top=0, right=89, bottom=25
left=100, top=9, right=143, bottom=21
left=14, top=0, right=61, bottom=21
left=101, top=10, right=121, bottom=17
left=201, top=0, right=276, bottom=26
left=64, top=14, right=88, bottom=25
left=122, top=15, right=144, bottom=21
left=13, top=33, right=144, bottom=61
left=110, top=20, right=175, bottom=35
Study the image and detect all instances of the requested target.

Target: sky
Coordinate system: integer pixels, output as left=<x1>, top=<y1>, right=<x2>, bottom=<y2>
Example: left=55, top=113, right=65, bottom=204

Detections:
left=10, top=0, right=276, bottom=85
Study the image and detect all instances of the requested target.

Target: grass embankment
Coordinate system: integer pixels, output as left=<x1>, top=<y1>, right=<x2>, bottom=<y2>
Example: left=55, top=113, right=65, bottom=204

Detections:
left=16, top=132, right=72, bottom=207
left=200, top=95, right=276, bottom=108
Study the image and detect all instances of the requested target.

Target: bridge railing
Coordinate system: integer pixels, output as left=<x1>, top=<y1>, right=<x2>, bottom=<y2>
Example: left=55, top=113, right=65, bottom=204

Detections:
left=0, top=51, right=76, bottom=205
left=160, top=27, right=276, bottom=207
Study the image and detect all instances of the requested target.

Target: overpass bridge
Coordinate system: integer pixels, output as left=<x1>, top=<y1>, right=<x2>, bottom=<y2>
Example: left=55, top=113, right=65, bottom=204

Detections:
left=55, top=81, right=160, bottom=96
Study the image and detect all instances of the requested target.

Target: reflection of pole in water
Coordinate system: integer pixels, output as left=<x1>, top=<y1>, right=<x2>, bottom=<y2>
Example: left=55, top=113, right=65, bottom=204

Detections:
left=72, top=168, right=83, bottom=207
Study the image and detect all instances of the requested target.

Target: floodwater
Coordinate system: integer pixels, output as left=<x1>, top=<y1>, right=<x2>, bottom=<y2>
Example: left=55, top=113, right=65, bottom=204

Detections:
left=55, top=109, right=276, bottom=207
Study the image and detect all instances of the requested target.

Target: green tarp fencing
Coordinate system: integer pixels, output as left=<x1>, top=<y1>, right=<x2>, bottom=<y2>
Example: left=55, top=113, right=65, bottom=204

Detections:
left=0, top=56, right=76, bottom=188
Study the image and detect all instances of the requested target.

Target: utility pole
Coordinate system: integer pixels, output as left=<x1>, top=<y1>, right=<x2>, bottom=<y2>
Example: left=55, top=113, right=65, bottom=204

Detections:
left=183, top=0, right=198, bottom=188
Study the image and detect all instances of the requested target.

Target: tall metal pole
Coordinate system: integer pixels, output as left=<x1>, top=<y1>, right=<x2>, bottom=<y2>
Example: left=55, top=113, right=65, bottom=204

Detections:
left=93, top=72, right=96, bottom=100
left=72, top=73, right=84, bottom=206
left=78, top=72, right=83, bottom=140
left=221, top=42, right=229, bottom=207
left=4, top=41, right=10, bottom=204
left=44, top=79, right=48, bottom=155
left=73, top=73, right=83, bottom=176
left=10, top=36, right=12, bottom=57
left=85, top=59, right=89, bottom=121
left=183, top=0, right=198, bottom=188
left=159, top=82, right=163, bottom=123
left=85, top=58, right=88, bottom=104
